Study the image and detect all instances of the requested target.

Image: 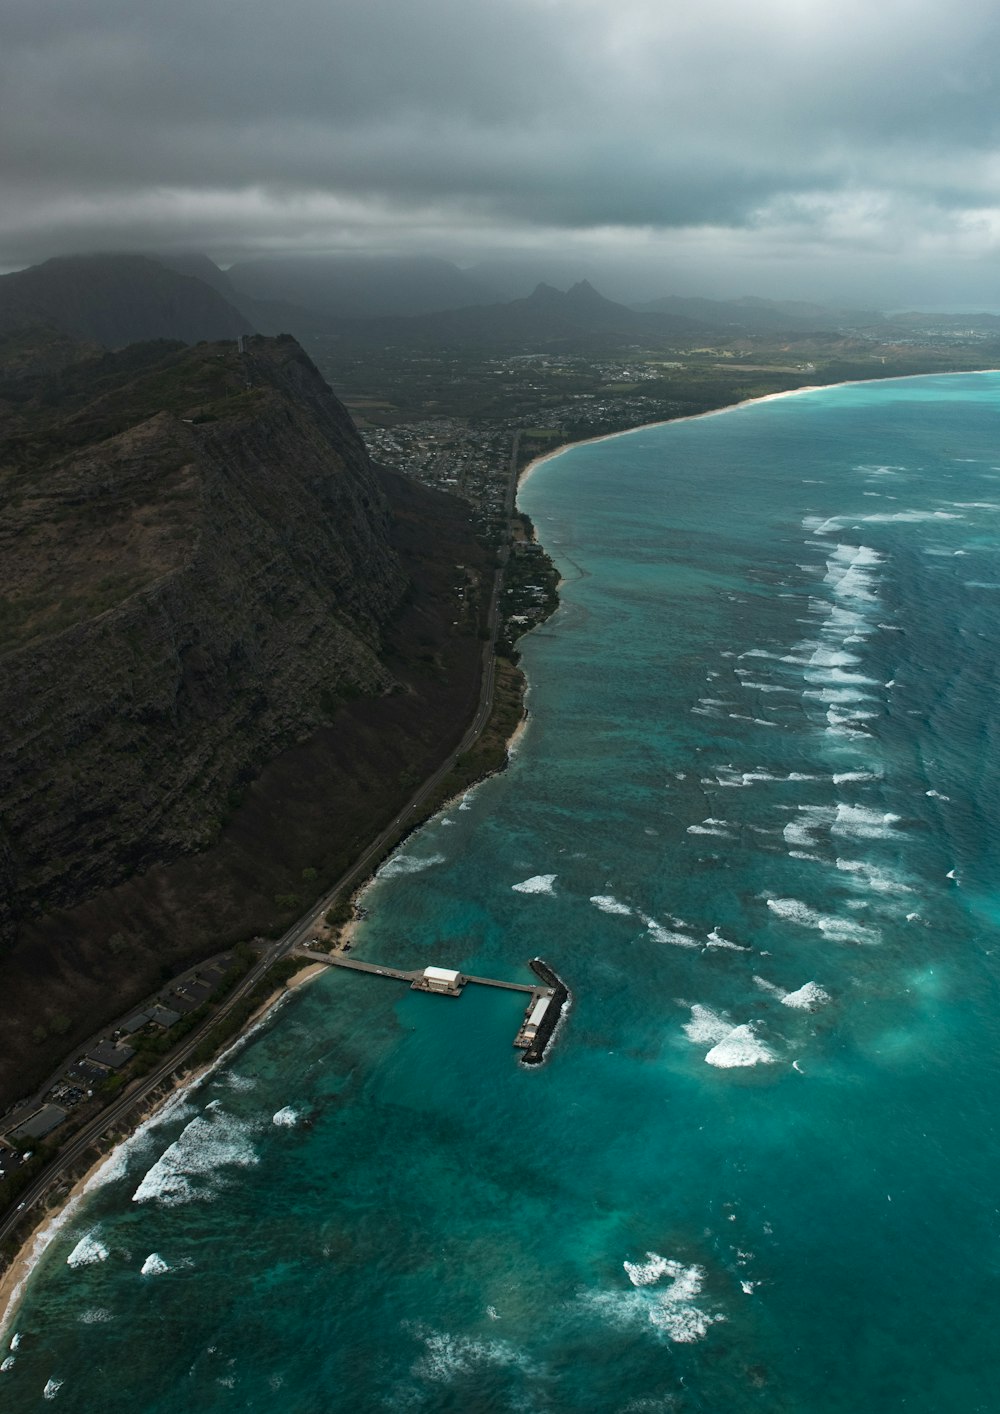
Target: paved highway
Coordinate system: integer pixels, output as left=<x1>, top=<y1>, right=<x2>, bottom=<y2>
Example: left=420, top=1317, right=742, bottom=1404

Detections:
left=0, top=434, right=523, bottom=1259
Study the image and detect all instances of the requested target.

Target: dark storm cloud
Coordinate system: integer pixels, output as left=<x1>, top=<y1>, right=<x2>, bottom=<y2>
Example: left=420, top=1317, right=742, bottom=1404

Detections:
left=4, top=0, right=1000, bottom=298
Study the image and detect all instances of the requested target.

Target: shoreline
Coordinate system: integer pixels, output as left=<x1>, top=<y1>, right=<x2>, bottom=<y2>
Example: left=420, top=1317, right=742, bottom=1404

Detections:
left=6, top=360, right=979, bottom=1335
left=0, top=654, right=536, bottom=1336
left=516, top=367, right=1000, bottom=488
left=0, top=958, right=333, bottom=1337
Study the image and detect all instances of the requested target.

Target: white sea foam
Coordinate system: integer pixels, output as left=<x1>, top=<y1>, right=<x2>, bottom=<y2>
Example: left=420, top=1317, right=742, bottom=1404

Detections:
left=806, top=645, right=862, bottom=668
left=590, top=894, right=632, bottom=916
left=804, top=686, right=877, bottom=705
left=783, top=806, right=834, bottom=850
left=782, top=981, right=831, bottom=1010
left=705, top=1024, right=778, bottom=1068
left=862, top=509, right=961, bottom=523
left=683, top=1004, right=733, bottom=1046
left=687, top=824, right=734, bottom=838
left=766, top=896, right=879, bottom=944
left=132, top=1109, right=258, bottom=1208
left=644, top=917, right=699, bottom=948
left=1, top=1356, right=15, bottom=1372
left=753, top=975, right=787, bottom=1001
left=832, top=804, right=901, bottom=841
left=836, top=858, right=912, bottom=894
left=926, top=789, right=951, bottom=800
left=624, top=1253, right=675, bottom=1287
left=706, top=928, right=750, bottom=952
left=140, top=1253, right=169, bottom=1277
left=272, top=1107, right=299, bottom=1127
left=805, top=514, right=852, bottom=535
left=66, top=1231, right=108, bottom=1269
left=619, top=1255, right=721, bottom=1343
left=377, top=852, right=447, bottom=879
left=511, top=873, right=557, bottom=895
left=410, top=1328, right=536, bottom=1383
left=823, top=545, right=882, bottom=609
left=832, top=771, right=880, bottom=784
left=43, top=1378, right=63, bottom=1400
left=78, top=1309, right=113, bottom=1325
left=805, top=666, right=879, bottom=687
left=222, top=1073, right=256, bottom=1093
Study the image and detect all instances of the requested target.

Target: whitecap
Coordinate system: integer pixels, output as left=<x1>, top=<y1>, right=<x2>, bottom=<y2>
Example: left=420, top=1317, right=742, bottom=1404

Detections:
left=272, top=1107, right=299, bottom=1127
left=1, top=1356, right=14, bottom=1372
left=705, top=1025, right=778, bottom=1068
left=766, top=896, right=878, bottom=944
left=752, top=975, right=787, bottom=1001
left=43, top=1378, right=63, bottom=1400
left=683, top=1004, right=733, bottom=1046
left=132, top=1109, right=258, bottom=1208
left=644, top=918, right=699, bottom=948
left=78, top=1310, right=114, bottom=1325
left=836, top=858, right=913, bottom=894
left=862, top=509, right=961, bottom=523
left=410, top=1328, right=536, bottom=1383
left=832, top=804, right=901, bottom=842
left=687, top=825, right=734, bottom=838
left=781, top=982, right=831, bottom=1010
left=783, top=806, right=834, bottom=850
left=66, top=1232, right=109, bottom=1269
left=590, top=894, right=632, bottom=916
left=705, top=928, right=750, bottom=952
left=618, top=1255, right=721, bottom=1343
left=511, top=874, right=557, bottom=895
left=140, top=1253, right=169, bottom=1276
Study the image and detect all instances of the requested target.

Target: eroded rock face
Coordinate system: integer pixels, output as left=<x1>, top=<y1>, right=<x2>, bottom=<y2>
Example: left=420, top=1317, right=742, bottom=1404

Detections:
left=0, top=335, right=407, bottom=938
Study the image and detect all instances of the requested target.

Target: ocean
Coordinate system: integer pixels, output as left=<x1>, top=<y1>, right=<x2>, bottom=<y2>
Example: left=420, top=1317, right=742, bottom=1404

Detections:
left=4, top=372, right=1000, bottom=1411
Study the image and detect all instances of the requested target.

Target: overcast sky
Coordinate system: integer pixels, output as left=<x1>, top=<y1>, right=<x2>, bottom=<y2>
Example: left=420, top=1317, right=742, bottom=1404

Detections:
left=4, top=0, right=1000, bottom=304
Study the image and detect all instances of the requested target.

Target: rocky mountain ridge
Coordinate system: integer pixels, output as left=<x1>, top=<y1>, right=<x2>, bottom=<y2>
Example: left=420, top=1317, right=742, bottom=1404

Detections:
left=1, top=335, right=407, bottom=940
left=0, top=331, right=494, bottom=1102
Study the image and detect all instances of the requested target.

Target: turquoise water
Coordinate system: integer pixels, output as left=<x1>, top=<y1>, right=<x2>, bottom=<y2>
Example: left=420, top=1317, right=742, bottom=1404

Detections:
left=5, top=374, right=1000, bottom=1410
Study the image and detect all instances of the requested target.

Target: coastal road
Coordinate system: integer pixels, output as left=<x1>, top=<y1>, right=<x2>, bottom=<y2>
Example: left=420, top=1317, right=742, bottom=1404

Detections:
left=0, top=433, right=524, bottom=1259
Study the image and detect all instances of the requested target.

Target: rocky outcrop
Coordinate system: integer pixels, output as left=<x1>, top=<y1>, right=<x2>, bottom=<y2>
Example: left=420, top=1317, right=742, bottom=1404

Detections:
left=0, top=335, right=407, bottom=940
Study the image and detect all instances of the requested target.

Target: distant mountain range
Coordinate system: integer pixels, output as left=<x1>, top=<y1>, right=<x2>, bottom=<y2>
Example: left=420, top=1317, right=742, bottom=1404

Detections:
left=631, top=293, right=882, bottom=334
left=225, top=253, right=500, bottom=320
left=5, top=248, right=999, bottom=355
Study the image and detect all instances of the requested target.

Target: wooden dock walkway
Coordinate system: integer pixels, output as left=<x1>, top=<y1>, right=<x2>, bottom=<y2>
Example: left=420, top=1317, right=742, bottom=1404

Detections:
left=296, top=948, right=544, bottom=995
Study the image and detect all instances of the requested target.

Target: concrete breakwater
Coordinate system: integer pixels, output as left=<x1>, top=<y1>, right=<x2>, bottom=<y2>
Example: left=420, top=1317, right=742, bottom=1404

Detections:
left=519, top=958, right=570, bottom=1066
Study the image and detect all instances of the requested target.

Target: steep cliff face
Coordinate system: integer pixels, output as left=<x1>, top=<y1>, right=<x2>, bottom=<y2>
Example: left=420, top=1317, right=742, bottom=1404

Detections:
left=0, top=335, right=407, bottom=941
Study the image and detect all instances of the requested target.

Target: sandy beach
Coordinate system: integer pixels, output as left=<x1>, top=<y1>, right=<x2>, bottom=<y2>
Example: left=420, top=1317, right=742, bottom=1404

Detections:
left=0, top=958, right=333, bottom=1338
left=516, top=369, right=1000, bottom=491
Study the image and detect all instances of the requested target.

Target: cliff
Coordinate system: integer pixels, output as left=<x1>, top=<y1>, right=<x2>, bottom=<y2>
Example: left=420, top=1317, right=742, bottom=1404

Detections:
left=0, top=334, right=491, bottom=1100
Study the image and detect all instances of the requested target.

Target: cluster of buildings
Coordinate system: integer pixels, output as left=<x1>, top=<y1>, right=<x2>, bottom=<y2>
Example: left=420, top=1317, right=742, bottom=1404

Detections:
left=0, top=955, right=236, bottom=1162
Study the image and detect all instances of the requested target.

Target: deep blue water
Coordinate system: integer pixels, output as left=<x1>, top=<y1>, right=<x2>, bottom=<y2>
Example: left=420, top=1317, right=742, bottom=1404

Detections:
left=5, top=373, right=1000, bottom=1411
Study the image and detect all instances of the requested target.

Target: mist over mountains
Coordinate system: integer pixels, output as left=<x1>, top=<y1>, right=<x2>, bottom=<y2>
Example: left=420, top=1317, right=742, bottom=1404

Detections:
left=3, top=249, right=997, bottom=357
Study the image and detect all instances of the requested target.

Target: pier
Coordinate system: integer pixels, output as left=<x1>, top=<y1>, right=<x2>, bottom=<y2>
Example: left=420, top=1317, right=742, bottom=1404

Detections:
left=294, top=949, right=569, bottom=1062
